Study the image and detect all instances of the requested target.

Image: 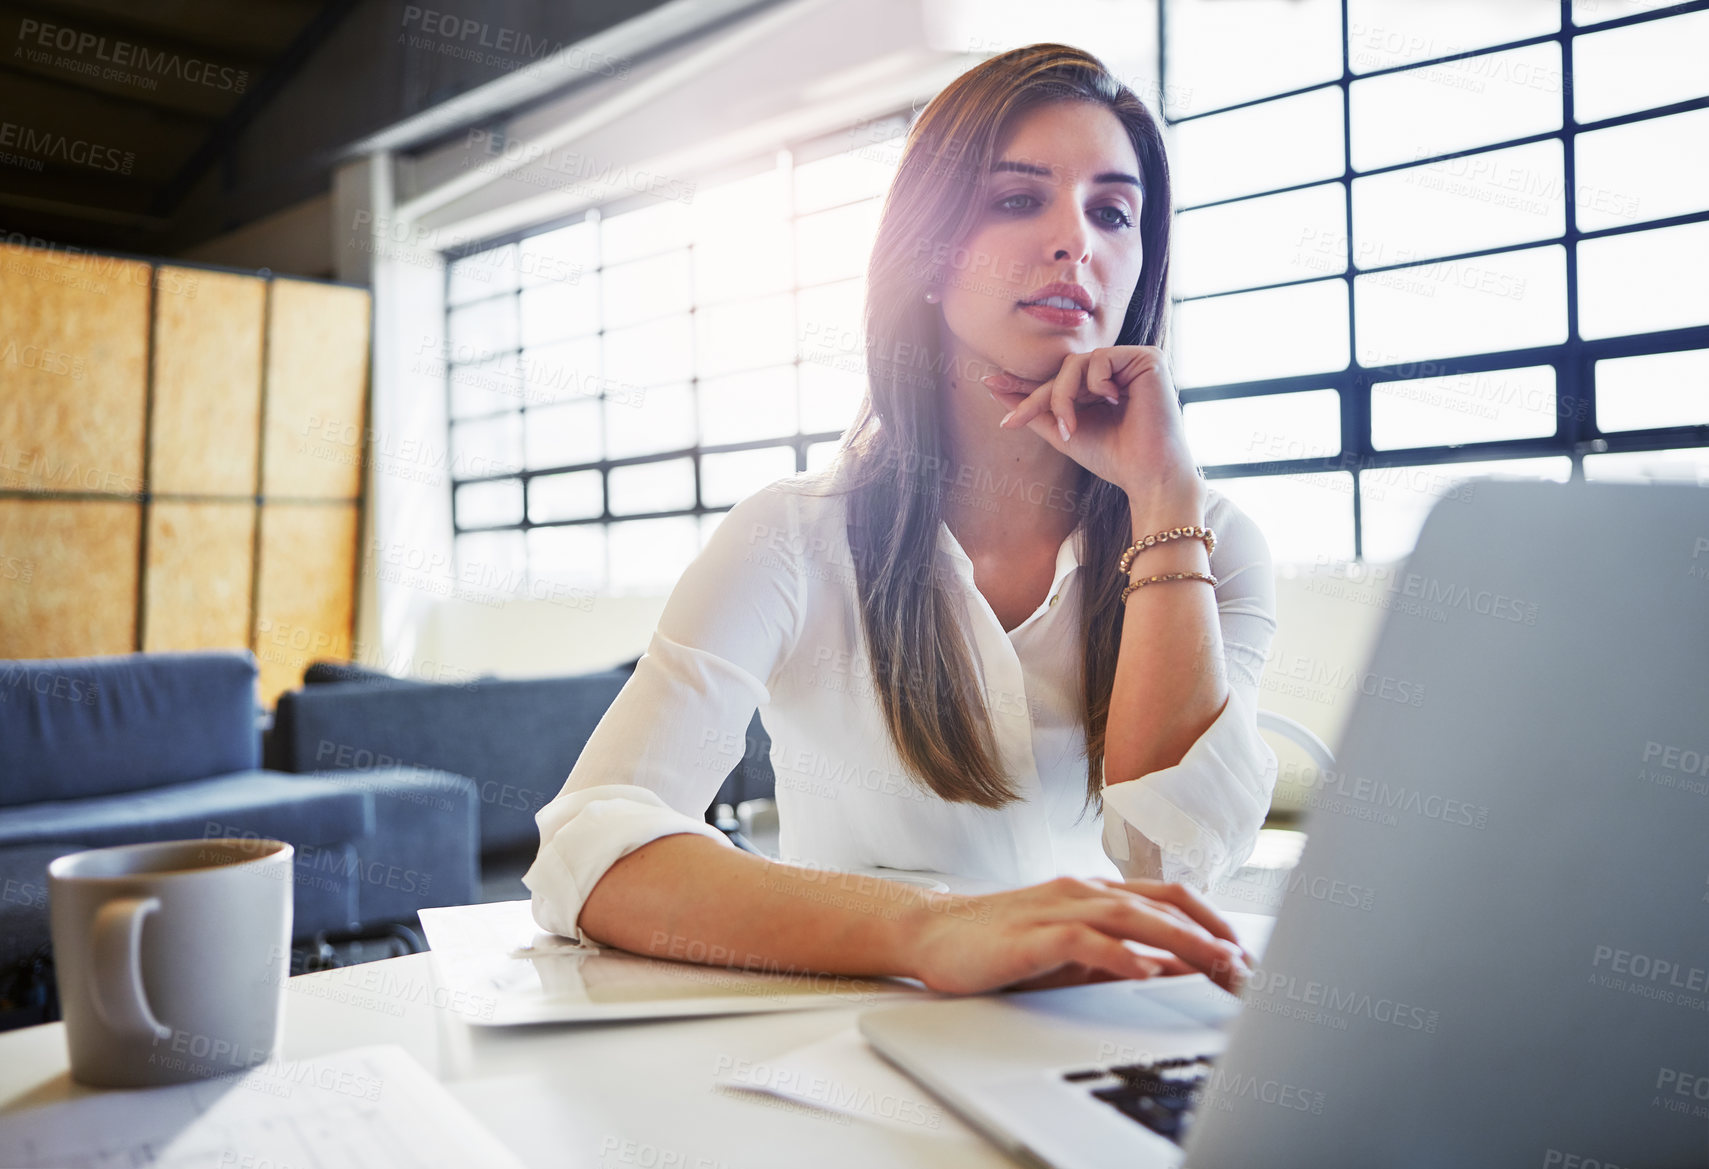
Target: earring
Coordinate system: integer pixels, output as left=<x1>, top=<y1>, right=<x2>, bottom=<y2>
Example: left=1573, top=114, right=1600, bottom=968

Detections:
left=923, top=289, right=940, bottom=304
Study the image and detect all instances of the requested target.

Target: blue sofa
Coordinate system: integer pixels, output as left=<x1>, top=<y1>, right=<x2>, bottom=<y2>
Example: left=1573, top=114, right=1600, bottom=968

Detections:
left=264, top=657, right=777, bottom=863
left=0, top=651, right=481, bottom=978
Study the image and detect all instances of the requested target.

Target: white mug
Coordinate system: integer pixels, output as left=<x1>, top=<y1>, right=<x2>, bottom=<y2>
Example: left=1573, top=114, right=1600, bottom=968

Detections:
left=48, top=837, right=294, bottom=1088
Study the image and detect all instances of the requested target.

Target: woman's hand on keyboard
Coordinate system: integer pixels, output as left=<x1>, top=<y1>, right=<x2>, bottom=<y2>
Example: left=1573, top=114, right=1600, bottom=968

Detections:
left=902, top=875, right=1252, bottom=996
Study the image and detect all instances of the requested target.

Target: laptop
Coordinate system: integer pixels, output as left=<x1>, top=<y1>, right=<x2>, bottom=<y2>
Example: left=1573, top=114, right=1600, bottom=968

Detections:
left=860, top=479, right=1709, bottom=1168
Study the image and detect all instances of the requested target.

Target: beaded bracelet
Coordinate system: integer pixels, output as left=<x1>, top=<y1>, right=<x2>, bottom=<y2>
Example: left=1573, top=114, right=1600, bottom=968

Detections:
left=1120, top=571, right=1219, bottom=604
left=1117, top=525, right=1216, bottom=575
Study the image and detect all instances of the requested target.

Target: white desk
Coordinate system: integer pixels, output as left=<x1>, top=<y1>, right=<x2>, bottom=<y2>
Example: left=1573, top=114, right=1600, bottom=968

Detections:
left=0, top=876, right=1287, bottom=1169
left=0, top=952, right=1026, bottom=1167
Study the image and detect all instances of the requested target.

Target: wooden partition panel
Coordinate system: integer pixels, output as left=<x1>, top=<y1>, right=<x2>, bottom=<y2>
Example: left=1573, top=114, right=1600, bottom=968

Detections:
left=0, top=498, right=139, bottom=657
left=0, top=242, right=149, bottom=495
left=262, top=280, right=371, bottom=499
left=253, top=501, right=360, bottom=706
left=142, top=500, right=256, bottom=652
left=150, top=267, right=265, bottom=495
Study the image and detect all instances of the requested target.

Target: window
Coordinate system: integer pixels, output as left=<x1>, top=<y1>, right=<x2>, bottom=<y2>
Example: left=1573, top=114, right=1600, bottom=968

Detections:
left=1165, top=0, right=1709, bottom=563
left=443, top=120, right=907, bottom=595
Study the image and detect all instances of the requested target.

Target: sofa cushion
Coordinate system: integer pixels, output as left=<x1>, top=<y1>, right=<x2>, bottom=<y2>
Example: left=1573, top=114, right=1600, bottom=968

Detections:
left=272, top=670, right=632, bottom=853
left=0, top=651, right=260, bottom=807
left=0, top=770, right=372, bottom=852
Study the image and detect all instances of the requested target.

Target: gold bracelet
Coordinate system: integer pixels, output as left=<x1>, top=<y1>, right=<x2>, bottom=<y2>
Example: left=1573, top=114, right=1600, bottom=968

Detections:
left=1120, top=571, right=1218, bottom=603
left=1118, top=525, right=1215, bottom=575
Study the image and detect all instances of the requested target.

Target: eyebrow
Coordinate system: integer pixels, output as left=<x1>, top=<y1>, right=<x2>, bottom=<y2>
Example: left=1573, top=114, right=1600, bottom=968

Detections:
left=991, top=158, right=1143, bottom=193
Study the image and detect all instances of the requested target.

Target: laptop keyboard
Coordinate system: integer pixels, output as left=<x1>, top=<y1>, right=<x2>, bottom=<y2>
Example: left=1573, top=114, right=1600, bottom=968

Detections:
left=1062, top=1053, right=1216, bottom=1144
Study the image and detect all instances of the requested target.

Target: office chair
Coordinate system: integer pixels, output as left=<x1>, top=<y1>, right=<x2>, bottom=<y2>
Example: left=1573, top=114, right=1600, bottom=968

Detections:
left=1256, top=709, right=1336, bottom=772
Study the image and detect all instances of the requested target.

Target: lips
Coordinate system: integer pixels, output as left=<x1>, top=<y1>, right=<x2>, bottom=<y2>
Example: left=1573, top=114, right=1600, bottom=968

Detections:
left=1019, top=282, right=1095, bottom=313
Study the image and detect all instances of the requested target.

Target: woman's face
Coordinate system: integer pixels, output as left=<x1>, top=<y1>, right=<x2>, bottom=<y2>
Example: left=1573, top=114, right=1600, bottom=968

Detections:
left=937, top=100, right=1146, bottom=384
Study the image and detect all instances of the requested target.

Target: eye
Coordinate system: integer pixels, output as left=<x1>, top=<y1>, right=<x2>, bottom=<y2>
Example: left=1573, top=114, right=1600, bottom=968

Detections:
left=1093, top=205, right=1135, bottom=230
left=995, top=192, right=1039, bottom=212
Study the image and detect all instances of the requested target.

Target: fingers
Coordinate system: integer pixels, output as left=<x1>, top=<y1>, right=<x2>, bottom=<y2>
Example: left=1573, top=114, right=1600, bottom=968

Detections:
left=1023, top=924, right=1168, bottom=988
left=1094, top=878, right=1251, bottom=962
left=1058, top=897, right=1247, bottom=993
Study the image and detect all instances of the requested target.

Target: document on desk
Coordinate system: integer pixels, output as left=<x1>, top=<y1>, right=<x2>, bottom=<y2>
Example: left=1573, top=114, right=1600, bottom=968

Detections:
left=419, top=899, right=938, bottom=1025
left=0, top=1044, right=526, bottom=1169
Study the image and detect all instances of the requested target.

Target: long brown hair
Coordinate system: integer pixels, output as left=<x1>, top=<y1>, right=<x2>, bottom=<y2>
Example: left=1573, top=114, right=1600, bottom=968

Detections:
left=795, top=43, right=1174, bottom=816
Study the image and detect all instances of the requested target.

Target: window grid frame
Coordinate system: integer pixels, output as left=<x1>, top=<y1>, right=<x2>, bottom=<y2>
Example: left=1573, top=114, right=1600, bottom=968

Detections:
left=1163, top=0, right=1709, bottom=559
left=442, top=130, right=909, bottom=566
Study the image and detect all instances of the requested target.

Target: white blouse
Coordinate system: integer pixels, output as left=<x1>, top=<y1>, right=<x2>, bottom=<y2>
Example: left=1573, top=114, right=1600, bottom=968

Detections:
left=523, top=465, right=1280, bottom=942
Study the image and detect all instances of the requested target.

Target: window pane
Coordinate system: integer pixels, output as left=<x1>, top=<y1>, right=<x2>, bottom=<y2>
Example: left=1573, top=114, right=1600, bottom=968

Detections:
left=795, top=141, right=901, bottom=214
left=700, top=365, right=797, bottom=445
left=1174, top=279, right=1349, bottom=387
left=601, top=250, right=692, bottom=330
left=1208, top=472, right=1355, bottom=563
left=528, top=524, right=605, bottom=593
left=455, top=479, right=524, bottom=528
left=1575, top=109, right=1709, bottom=233
left=601, top=199, right=692, bottom=265
left=1596, top=350, right=1709, bottom=431
left=1371, top=365, right=1560, bottom=449
left=1359, top=457, right=1570, bottom=562
left=606, top=382, right=695, bottom=459
left=805, top=438, right=844, bottom=472
left=604, top=314, right=693, bottom=388
left=448, top=294, right=517, bottom=361
left=796, top=198, right=883, bottom=287
left=448, top=244, right=518, bottom=305
left=523, top=335, right=601, bottom=404
left=797, top=277, right=866, bottom=376
left=691, top=166, right=788, bottom=242
left=696, top=293, right=795, bottom=379
left=1174, top=183, right=1346, bottom=298
left=1171, top=87, right=1345, bottom=207
left=608, top=458, right=696, bottom=515
left=519, top=221, right=597, bottom=288
left=1350, top=42, right=1562, bottom=172
left=529, top=470, right=603, bottom=523
left=520, top=274, right=599, bottom=347
left=696, top=210, right=792, bottom=306
left=1573, top=10, right=1709, bottom=124
left=456, top=529, right=525, bottom=585
left=1348, top=0, right=1559, bottom=73
left=1352, top=140, right=1564, bottom=266
left=1577, top=221, right=1709, bottom=340
left=1164, top=0, right=1342, bottom=116
left=1354, top=244, right=1565, bottom=367
left=449, top=354, right=522, bottom=419
left=698, top=509, right=727, bottom=552
left=608, top=515, right=700, bottom=595
left=1573, top=0, right=1685, bottom=25
left=800, top=361, right=867, bottom=434
left=1583, top=447, right=1709, bottom=485
left=1184, top=389, right=1341, bottom=466
left=451, top=413, right=522, bottom=479
left=700, top=446, right=797, bottom=508
left=526, top=398, right=602, bottom=469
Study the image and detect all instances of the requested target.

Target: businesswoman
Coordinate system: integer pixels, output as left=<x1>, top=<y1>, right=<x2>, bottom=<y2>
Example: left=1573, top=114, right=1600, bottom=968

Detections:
left=524, top=44, right=1278, bottom=995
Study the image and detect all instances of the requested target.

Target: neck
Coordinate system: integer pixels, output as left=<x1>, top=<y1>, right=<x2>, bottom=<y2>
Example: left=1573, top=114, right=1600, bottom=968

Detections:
left=934, top=340, right=1086, bottom=558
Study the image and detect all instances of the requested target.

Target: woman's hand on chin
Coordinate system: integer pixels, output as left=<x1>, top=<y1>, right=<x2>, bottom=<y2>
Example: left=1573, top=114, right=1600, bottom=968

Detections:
left=899, top=874, right=1252, bottom=996
left=982, top=345, right=1204, bottom=513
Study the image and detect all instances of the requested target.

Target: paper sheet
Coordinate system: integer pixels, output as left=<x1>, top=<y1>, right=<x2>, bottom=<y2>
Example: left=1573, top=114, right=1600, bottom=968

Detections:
left=0, top=1044, right=526, bottom=1169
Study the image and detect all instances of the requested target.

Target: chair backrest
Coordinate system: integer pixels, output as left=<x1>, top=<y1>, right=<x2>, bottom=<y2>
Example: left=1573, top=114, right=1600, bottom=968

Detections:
left=0, top=651, right=261, bottom=807
left=1257, top=708, right=1336, bottom=773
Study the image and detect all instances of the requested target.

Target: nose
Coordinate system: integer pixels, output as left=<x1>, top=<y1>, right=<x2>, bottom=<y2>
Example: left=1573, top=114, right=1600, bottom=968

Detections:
left=1047, top=201, right=1093, bottom=266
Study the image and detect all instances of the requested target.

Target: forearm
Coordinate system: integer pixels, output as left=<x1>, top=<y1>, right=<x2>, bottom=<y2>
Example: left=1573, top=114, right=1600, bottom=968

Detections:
left=578, top=833, right=933, bottom=979
left=1103, top=488, right=1230, bottom=785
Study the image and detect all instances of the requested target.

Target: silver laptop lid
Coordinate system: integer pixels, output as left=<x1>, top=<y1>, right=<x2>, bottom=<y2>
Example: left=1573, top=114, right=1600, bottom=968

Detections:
left=1187, top=480, right=1709, bottom=1168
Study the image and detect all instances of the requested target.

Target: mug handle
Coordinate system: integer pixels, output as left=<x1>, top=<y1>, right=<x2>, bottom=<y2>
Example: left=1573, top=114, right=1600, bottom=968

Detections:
left=91, top=897, right=172, bottom=1041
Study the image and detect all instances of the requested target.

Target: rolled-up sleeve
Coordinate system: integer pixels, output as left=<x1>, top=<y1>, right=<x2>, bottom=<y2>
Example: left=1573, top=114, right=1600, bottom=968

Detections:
left=522, top=482, right=807, bottom=941
left=1099, top=492, right=1279, bottom=889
